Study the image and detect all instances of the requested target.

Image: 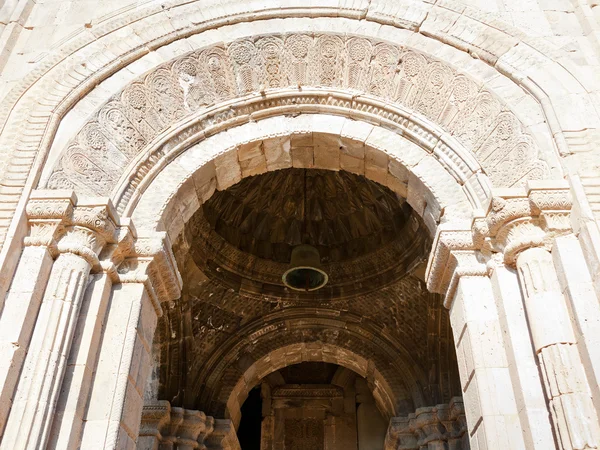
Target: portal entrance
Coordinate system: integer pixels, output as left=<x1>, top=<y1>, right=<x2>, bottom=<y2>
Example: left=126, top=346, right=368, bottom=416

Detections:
left=238, top=362, right=387, bottom=450
left=150, top=168, right=464, bottom=449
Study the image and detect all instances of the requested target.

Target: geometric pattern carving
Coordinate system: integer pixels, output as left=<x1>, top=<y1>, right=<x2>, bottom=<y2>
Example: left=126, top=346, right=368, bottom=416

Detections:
left=47, top=33, right=549, bottom=200
left=284, top=419, right=324, bottom=450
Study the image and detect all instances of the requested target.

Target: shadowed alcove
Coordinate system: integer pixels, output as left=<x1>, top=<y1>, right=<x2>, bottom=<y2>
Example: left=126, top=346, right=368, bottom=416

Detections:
left=151, top=168, right=462, bottom=449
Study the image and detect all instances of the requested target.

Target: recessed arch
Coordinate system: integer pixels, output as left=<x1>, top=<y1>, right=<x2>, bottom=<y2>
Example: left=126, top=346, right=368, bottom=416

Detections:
left=42, top=31, right=556, bottom=210
left=177, top=309, right=432, bottom=429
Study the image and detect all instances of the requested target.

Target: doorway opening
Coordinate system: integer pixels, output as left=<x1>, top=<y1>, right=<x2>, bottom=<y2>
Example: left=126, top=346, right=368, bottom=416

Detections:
left=237, top=386, right=263, bottom=450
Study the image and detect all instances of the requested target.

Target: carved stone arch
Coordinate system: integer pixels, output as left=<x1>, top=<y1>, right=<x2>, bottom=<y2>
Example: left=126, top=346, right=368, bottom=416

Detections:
left=126, top=114, right=472, bottom=247
left=0, top=3, right=598, bottom=450
left=202, top=324, right=425, bottom=430
left=42, top=32, right=556, bottom=209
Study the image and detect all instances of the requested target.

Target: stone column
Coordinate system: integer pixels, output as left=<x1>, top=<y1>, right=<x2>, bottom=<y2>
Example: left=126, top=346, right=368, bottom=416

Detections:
left=427, top=230, right=526, bottom=449
left=516, top=246, right=599, bottom=449
left=0, top=191, right=119, bottom=450
left=488, top=259, right=554, bottom=449
left=448, top=273, right=525, bottom=449
left=80, top=233, right=181, bottom=449
left=0, top=228, right=56, bottom=432
left=48, top=220, right=135, bottom=449
left=470, top=181, right=600, bottom=449
left=553, top=234, right=600, bottom=416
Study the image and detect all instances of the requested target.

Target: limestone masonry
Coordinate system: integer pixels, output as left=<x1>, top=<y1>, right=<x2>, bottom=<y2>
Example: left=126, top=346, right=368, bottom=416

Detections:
left=0, top=0, right=599, bottom=449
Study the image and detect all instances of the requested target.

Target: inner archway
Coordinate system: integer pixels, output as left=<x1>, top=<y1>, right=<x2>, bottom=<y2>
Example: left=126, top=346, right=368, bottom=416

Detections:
left=151, top=166, right=463, bottom=449
left=236, top=362, right=389, bottom=450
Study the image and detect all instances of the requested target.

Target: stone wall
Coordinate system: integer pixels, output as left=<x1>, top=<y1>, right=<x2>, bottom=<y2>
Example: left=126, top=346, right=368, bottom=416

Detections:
left=0, top=1, right=599, bottom=450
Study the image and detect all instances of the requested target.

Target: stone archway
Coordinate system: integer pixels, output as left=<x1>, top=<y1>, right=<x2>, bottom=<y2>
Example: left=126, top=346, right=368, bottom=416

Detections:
left=42, top=31, right=553, bottom=202
left=0, top=7, right=598, bottom=450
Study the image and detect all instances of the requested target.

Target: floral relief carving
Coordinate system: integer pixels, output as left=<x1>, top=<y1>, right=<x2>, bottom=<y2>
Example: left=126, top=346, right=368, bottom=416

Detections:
left=426, top=183, right=573, bottom=299
left=46, top=33, right=549, bottom=199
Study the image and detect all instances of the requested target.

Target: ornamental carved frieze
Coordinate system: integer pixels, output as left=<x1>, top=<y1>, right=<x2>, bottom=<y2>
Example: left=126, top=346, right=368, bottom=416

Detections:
left=426, top=181, right=572, bottom=301
left=46, top=33, right=549, bottom=206
left=384, top=398, right=468, bottom=450
left=138, top=401, right=240, bottom=450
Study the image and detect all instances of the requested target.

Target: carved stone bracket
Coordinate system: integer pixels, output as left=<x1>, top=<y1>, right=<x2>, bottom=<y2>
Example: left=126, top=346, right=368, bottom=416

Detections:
left=384, top=398, right=468, bottom=450
left=138, top=401, right=241, bottom=450
left=473, top=181, right=572, bottom=266
left=24, top=190, right=121, bottom=269
left=114, top=232, right=182, bottom=315
left=427, top=180, right=572, bottom=306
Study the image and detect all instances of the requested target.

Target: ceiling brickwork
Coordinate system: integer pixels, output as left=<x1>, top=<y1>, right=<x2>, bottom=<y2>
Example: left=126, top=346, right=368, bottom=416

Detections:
left=154, top=170, right=461, bottom=419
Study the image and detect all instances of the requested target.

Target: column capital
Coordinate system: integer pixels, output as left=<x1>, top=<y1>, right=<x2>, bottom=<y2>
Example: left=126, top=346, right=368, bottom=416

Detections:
left=426, top=226, right=487, bottom=304
left=427, top=181, right=572, bottom=303
left=473, top=181, right=571, bottom=265
left=114, top=232, right=182, bottom=316
left=24, top=190, right=122, bottom=267
left=384, top=399, right=467, bottom=450
left=139, top=402, right=241, bottom=449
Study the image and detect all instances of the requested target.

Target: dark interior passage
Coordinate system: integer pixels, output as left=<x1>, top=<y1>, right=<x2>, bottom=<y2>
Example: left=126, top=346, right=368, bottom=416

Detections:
left=237, top=386, right=263, bottom=450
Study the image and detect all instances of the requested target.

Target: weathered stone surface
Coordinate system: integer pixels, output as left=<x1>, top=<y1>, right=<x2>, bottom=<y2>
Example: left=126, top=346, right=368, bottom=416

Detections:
left=0, top=2, right=598, bottom=450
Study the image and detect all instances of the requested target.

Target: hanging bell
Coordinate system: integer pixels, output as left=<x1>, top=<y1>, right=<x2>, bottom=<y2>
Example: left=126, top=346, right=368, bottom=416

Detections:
left=282, top=244, right=328, bottom=291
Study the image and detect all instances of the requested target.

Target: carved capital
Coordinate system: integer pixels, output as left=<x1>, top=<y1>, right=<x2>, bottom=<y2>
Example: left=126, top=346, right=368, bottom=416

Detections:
left=411, top=406, right=447, bottom=445
left=427, top=181, right=572, bottom=302
left=139, top=402, right=240, bottom=450
left=138, top=400, right=171, bottom=441
left=385, top=417, right=417, bottom=450
left=25, top=191, right=121, bottom=267
left=115, top=232, right=182, bottom=315
left=384, top=400, right=467, bottom=450
left=99, top=218, right=137, bottom=279
left=476, top=182, right=571, bottom=266
left=426, top=225, right=486, bottom=306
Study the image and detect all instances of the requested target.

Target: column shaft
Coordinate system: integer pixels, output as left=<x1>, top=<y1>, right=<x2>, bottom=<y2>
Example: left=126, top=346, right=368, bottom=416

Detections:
left=47, top=272, right=113, bottom=449
left=553, top=235, right=600, bottom=416
left=516, top=246, right=600, bottom=449
left=0, top=245, right=53, bottom=434
left=1, top=252, right=92, bottom=450
left=81, top=282, right=158, bottom=449
left=449, top=275, right=525, bottom=450
left=489, top=262, right=555, bottom=449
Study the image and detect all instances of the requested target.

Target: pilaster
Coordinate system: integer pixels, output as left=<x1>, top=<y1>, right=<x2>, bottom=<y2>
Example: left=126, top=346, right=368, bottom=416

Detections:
left=80, top=231, right=181, bottom=449
left=487, top=259, right=555, bottom=449
left=426, top=180, right=600, bottom=450
left=1, top=190, right=121, bottom=450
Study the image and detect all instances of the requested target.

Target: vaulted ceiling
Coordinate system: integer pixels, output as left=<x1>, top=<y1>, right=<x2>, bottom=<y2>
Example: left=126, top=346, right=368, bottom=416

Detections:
left=153, top=169, right=460, bottom=420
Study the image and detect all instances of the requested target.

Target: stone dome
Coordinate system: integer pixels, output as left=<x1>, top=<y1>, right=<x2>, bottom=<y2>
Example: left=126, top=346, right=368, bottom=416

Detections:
left=202, top=168, right=412, bottom=264
left=185, top=169, right=429, bottom=301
